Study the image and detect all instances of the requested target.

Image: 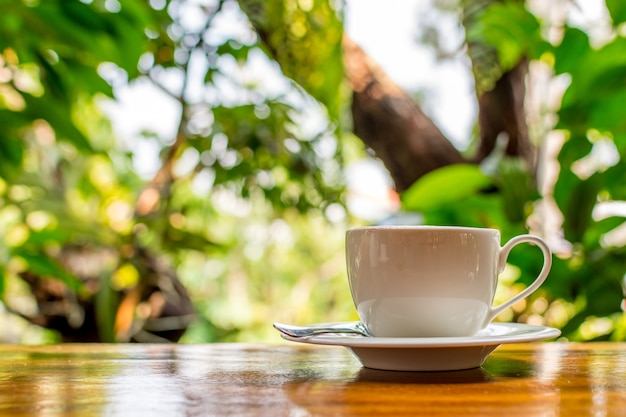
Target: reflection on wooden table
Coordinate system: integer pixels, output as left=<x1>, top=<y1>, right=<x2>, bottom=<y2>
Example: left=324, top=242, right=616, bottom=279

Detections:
left=0, top=343, right=625, bottom=416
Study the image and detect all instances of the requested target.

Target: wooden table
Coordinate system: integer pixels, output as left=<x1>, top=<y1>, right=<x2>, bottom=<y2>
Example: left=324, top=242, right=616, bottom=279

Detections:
left=0, top=342, right=625, bottom=416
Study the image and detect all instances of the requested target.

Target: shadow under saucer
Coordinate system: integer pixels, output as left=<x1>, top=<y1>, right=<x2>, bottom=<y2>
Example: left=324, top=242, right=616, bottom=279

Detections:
left=354, top=366, right=492, bottom=384
left=346, top=344, right=499, bottom=372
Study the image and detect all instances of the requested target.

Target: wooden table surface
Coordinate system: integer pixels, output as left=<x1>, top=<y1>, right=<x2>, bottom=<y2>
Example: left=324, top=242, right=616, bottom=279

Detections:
left=0, top=342, right=625, bottom=416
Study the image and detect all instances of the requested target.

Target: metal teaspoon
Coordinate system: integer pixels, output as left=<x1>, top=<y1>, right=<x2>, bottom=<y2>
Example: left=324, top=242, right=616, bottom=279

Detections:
left=273, top=321, right=372, bottom=338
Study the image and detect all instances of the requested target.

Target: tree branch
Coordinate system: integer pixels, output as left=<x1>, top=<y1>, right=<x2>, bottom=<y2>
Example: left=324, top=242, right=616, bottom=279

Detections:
left=343, top=35, right=465, bottom=192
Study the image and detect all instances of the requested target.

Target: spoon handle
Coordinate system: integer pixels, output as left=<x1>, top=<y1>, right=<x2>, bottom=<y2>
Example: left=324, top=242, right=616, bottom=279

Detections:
left=273, top=321, right=371, bottom=338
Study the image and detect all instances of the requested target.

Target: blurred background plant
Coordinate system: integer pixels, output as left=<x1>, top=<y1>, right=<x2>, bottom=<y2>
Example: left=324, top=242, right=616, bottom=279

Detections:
left=0, top=0, right=625, bottom=344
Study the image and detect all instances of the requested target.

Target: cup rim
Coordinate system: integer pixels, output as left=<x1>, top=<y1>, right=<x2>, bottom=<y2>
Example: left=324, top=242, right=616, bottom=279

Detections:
left=347, top=225, right=499, bottom=233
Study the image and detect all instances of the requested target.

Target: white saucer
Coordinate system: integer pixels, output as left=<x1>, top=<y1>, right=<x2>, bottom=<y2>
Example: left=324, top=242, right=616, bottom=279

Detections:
left=280, top=322, right=561, bottom=371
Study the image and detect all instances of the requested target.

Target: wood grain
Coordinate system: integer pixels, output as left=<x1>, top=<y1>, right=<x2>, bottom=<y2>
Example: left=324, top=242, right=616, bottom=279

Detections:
left=0, top=343, right=624, bottom=416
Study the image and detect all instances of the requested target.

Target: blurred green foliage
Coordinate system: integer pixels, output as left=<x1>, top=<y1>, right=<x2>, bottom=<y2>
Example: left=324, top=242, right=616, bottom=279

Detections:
left=402, top=1, right=626, bottom=341
left=1, top=0, right=626, bottom=343
left=0, top=0, right=352, bottom=343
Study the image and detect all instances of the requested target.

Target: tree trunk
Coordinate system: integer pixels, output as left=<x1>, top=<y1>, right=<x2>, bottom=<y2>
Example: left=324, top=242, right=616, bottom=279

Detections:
left=344, top=34, right=536, bottom=191
left=473, top=59, right=535, bottom=170
left=343, top=36, right=465, bottom=192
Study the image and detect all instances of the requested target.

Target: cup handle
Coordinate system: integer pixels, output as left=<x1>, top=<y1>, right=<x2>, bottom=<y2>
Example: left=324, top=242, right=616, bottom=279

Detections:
left=485, top=234, right=552, bottom=326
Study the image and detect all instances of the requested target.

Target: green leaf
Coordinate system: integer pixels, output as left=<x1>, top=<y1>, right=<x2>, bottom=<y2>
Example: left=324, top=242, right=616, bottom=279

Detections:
left=553, top=27, right=590, bottom=75
left=16, top=252, right=83, bottom=293
left=602, top=163, right=626, bottom=200
left=606, top=0, right=626, bottom=26
left=476, top=2, right=543, bottom=70
left=614, top=134, right=626, bottom=154
left=585, top=217, right=626, bottom=250
left=560, top=37, right=626, bottom=110
left=401, top=164, right=492, bottom=212
left=95, top=271, right=118, bottom=343
left=557, top=172, right=603, bottom=244
left=498, top=158, right=538, bottom=223
left=589, top=89, right=626, bottom=131
left=60, top=0, right=112, bottom=33
left=557, top=134, right=593, bottom=166
left=22, top=94, right=93, bottom=152
left=0, top=137, right=24, bottom=180
left=420, top=192, right=507, bottom=229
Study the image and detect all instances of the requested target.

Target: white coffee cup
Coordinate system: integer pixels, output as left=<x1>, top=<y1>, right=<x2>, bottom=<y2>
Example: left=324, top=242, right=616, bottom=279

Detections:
left=346, top=226, right=552, bottom=338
